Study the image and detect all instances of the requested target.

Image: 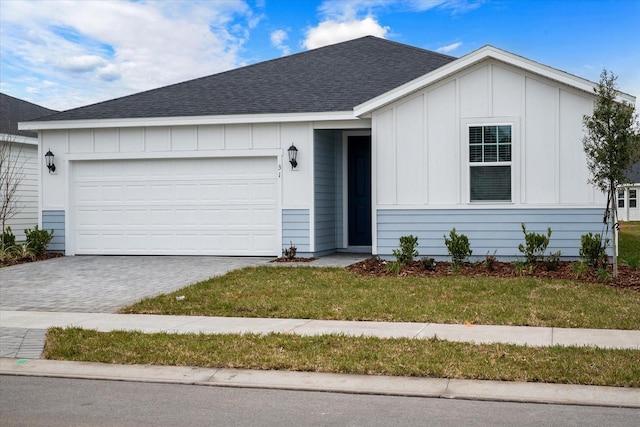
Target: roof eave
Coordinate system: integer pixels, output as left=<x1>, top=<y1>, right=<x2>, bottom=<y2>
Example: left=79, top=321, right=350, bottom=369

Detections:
left=19, top=111, right=362, bottom=131
left=354, top=45, right=636, bottom=117
left=0, top=133, right=38, bottom=145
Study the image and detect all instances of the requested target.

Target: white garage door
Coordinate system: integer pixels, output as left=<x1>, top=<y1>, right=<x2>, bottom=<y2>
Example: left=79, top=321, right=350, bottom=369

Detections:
left=72, top=157, right=278, bottom=255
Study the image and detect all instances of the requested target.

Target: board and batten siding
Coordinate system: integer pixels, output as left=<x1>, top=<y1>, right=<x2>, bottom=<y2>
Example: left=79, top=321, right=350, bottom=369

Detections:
left=1, top=141, right=38, bottom=242
left=377, top=208, right=604, bottom=260
left=282, top=209, right=310, bottom=255
left=314, top=130, right=341, bottom=254
left=372, top=59, right=604, bottom=208
left=42, top=210, right=65, bottom=252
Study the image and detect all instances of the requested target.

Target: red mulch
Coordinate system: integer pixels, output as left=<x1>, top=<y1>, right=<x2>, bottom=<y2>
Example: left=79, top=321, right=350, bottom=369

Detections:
left=271, top=256, right=318, bottom=263
left=347, top=257, right=640, bottom=293
left=0, top=252, right=64, bottom=267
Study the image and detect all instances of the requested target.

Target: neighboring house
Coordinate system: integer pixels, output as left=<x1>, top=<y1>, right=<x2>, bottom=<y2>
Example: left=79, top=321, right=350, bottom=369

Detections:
left=1, top=93, right=57, bottom=242
left=618, top=161, right=640, bottom=222
left=20, top=37, right=636, bottom=259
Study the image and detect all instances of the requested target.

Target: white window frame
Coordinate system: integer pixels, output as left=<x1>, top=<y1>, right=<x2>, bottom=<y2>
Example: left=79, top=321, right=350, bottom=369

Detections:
left=618, top=189, right=626, bottom=208
left=630, top=189, right=638, bottom=209
left=465, top=122, right=515, bottom=203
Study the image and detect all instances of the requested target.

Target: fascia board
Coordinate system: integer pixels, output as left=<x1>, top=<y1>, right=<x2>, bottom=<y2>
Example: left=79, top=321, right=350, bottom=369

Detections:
left=19, top=111, right=358, bottom=131
left=354, top=45, right=636, bottom=116
left=0, top=133, right=38, bottom=145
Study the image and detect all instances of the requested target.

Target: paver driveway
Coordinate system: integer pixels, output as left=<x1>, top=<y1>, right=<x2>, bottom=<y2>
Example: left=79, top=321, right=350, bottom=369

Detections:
left=0, top=256, right=269, bottom=313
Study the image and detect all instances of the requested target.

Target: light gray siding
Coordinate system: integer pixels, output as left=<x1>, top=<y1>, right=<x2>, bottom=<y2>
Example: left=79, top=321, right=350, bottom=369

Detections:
left=1, top=141, right=38, bottom=242
left=282, top=209, right=310, bottom=255
left=377, top=208, right=604, bottom=260
left=42, top=210, right=65, bottom=252
left=314, top=130, right=340, bottom=254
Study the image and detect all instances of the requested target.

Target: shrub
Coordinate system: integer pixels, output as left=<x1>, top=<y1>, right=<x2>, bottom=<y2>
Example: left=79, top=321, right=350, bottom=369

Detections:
left=579, top=233, right=609, bottom=268
left=517, top=223, right=551, bottom=264
left=597, top=267, right=611, bottom=282
left=443, top=228, right=472, bottom=265
left=24, top=226, right=54, bottom=256
left=11, top=244, right=35, bottom=261
left=0, top=245, right=16, bottom=264
left=387, top=260, right=401, bottom=275
left=421, top=257, right=436, bottom=271
left=572, top=261, right=588, bottom=278
left=1, top=226, right=16, bottom=248
left=392, top=235, right=419, bottom=266
left=282, top=241, right=297, bottom=260
left=484, top=251, right=497, bottom=272
left=544, top=250, right=562, bottom=271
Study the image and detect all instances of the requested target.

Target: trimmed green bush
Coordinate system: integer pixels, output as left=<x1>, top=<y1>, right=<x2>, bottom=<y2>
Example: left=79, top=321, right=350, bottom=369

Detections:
left=24, top=225, right=54, bottom=256
left=518, top=223, right=551, bottom=264
left=579, top=232, right=608, bottom=268
left=444, top=228, right=472, bottom=265
left=392, top=235, right=419, bottom=266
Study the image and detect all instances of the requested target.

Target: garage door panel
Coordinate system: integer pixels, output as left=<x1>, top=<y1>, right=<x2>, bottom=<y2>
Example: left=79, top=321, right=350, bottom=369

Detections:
left=73, top=157, right=278, bottom=255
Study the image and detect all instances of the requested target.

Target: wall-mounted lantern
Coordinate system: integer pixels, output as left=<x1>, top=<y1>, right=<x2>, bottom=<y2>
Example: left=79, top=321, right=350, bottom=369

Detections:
left=287, top=144, right=298, bottom=169
left=44, top=149, right=56, bottom=173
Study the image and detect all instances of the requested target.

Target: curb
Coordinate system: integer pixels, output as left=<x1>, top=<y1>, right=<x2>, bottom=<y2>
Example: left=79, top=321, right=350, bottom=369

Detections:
left=2, top=358, right=638, bottom=408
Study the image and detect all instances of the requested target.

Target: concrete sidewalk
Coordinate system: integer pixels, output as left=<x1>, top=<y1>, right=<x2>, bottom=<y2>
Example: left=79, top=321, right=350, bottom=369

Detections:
left=2, top=310, right=640, bottom=350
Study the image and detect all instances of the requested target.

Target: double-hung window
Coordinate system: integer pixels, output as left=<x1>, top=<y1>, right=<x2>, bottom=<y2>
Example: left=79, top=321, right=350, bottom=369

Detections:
left=618, top=190, right=626, bottom=208
left=630, top=189, right=637, bottom=208
left=469, top=125, right=512, bottom=202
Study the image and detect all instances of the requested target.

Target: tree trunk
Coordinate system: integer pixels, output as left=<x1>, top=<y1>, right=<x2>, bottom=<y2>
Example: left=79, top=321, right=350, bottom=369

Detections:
left=610, top=182, right=618, bottom=277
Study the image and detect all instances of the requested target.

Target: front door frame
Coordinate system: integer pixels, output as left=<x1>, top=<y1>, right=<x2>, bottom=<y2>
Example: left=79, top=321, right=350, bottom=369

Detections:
left=342, top=130, right=372, bottom=250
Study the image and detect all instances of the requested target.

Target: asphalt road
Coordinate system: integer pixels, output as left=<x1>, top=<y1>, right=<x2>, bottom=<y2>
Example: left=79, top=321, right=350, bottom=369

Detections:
left=1, top=376, right=637, bottom=426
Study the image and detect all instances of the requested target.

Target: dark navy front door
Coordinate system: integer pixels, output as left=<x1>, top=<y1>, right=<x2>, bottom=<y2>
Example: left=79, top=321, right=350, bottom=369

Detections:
left=348, top=135, right=372, bottom=246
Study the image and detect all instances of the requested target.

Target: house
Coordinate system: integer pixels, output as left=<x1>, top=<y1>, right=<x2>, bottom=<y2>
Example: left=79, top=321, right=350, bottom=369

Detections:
left=1, top=93, right=57, bottom=242
left=20, top=36, right=636, bottom=259
left=618, top=161, right=640, bottom=222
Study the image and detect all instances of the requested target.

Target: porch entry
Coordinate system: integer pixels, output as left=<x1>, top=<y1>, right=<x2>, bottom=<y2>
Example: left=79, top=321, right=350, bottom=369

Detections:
left=348, top=135, right=372, bottom=246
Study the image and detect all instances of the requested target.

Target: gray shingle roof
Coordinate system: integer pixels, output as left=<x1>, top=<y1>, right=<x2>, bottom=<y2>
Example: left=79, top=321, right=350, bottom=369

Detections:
left=1, top=93, right=57, bottom=137
left=625, top=161, right=640, bottom=184
left=33, top=36, right=455, bottom=122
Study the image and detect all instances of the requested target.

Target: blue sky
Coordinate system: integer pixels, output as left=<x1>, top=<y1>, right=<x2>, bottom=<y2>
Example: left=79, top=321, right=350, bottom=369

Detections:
left=1, top=0, right=638, bottom=111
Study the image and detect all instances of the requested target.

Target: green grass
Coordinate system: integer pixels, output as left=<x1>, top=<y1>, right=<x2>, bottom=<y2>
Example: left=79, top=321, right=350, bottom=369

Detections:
left=619, top=221, right=640, bottom=268
left=44, top=327, right=640, bottom=388
left=120, top=267, right=640, bottom=330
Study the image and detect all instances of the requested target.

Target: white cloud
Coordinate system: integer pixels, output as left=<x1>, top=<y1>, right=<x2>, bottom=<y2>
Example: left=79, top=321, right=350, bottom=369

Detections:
left=0, top=0, right=255, bottom=110
left=57, top=55, right=107, bottom=73
left=303, top=17, right=389, bottom=50
left=270, top=29, right=291, bottom=55
left=437, top=42, right=462, bottom=54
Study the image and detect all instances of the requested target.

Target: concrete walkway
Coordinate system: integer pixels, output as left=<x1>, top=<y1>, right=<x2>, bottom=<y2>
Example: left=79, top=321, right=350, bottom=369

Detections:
left=2, top=311, right=639, bottom=350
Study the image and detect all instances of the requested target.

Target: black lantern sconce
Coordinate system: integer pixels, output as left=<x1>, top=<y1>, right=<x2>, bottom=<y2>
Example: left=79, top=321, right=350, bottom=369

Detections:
left=287, top=144, right=298, bottom=169
left=44, top=149, right=56, bottom=173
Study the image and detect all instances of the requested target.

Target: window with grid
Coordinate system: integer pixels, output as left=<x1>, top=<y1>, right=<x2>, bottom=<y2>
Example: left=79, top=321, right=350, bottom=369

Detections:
left=469, top=125, right=512, bottom=201
left=618, top=190, right=625, bottom=208
left=630, top=189, right=637, bottom=208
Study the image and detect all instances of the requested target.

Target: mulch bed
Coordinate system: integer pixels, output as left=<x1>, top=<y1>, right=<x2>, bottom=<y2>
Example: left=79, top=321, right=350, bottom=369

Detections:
left=271, top=257, right=318, bottom=263
left=347, top=257, right=640, bottom=292
left=0, top=252, right=64, bottom=268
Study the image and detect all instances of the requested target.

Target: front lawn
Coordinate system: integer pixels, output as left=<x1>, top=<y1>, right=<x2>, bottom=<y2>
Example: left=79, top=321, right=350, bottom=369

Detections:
left=120, top=267, right=640, bottom=330
left=44, top=328, right=640, bottom=388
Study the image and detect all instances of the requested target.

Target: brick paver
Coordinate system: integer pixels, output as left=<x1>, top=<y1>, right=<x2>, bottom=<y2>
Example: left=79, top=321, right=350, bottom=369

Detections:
left=0, top=256, right=270, bottom=358
left=0, top=256, right=270, bottom=313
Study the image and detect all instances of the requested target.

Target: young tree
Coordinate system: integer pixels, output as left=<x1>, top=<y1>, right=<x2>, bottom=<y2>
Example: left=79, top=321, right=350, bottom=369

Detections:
left=582, top=70, right=640, bottom=277
left=0, top=137, right=27, bottom=236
